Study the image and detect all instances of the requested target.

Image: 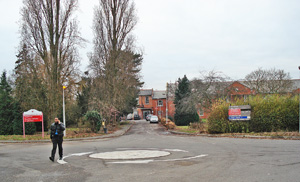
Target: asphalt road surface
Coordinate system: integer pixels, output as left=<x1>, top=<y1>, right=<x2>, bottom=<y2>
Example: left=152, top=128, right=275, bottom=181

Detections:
left=1, top=120, right=300, bottom=182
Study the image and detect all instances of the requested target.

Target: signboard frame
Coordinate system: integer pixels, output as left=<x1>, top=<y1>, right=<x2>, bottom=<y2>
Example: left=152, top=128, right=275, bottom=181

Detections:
left=228, top=105, right=251, bottom=121
left=23, top=109, right=44, bottom=138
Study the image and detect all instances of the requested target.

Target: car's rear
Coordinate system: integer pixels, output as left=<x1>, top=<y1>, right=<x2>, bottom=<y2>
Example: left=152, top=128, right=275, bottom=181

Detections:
left=150, top=115, right=159, bottom=123
left=146, top=114, right=152, bottom=121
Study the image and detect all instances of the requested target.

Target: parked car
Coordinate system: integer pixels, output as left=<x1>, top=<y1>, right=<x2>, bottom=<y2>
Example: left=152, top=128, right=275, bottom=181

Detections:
left=149, top=115, right=159, bottom=123
left=134, top=114, right=141, bottom=120
left=126, top=114, right=133, bottom=120
left=146, top=114, right=152, bottom=121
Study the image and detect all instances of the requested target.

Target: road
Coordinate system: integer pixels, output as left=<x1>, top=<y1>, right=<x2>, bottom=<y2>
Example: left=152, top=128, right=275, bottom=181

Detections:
left=1, top=120, right=300, bottom=182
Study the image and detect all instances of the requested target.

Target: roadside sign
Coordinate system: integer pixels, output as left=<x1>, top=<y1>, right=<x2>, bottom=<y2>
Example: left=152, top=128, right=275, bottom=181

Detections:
left=23, top=115, right=43, bottom=122
left=228, top=105, right=251, bottom=121
left=23, top=109, right=44, bottom=138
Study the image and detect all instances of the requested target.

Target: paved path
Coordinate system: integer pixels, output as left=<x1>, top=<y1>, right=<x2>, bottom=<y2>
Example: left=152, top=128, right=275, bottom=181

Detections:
left=0, top=120, right=299, bottom=182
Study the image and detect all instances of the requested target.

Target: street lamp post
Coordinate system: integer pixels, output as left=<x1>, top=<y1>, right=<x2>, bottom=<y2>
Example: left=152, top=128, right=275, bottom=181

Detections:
left=63, top=86, right=66, bottom=136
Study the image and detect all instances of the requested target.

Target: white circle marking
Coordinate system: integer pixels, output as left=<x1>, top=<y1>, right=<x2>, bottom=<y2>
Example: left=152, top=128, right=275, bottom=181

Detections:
left=89, top=150, right=170, bottom=160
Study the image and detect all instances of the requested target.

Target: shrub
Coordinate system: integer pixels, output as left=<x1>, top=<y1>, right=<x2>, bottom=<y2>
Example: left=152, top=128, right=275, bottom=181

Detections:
left=207, top=95, right=299, bottom=134
left=167, top=116, right=173, bottom=121
left=160, top=117, right=171, bottom=126
left=24, top=122, right=37, bottom=135
left=85, top=111, right=102, bottom=133
left=189, top=121, right=206, bottom=133
left=166, top=121, right=176, bottom=129
left=175, top=112, right=200, bottom=126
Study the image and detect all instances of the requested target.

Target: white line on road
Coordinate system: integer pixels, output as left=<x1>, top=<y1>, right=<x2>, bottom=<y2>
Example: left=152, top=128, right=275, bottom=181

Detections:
left=57, top=149, right=207, bottom=165
left=57, top=152, right=93, bottom=164
left=164, top=149, right=188, bottom=152
left=107, top=154, right=208, bottom=164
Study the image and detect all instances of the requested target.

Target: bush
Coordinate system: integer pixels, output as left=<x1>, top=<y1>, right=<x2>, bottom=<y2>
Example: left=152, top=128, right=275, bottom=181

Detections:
left=24, top=122, right=36, bottom=135
left=166, top=121, right=176, bottom=129
left=175, top=112, right=200, bottom=126
left=167, top=116, right=173, bottom=121
left=160, top=117, right=172, bottom=126
left=250, top=95, right=298, bottom=132
left=85, top=111, right=102, bottom=133
left=208, top=95, right=299, bottom=134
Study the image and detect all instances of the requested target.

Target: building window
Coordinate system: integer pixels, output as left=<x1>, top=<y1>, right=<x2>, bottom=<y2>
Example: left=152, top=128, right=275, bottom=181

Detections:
left=145, top=96, right=149, bottom=104
left=158, top=100, right=163, bottom=106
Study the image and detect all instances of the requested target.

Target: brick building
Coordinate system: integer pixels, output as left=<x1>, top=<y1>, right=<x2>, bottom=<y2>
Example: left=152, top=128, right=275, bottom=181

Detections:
left=137, top=89, right=175, bottom=119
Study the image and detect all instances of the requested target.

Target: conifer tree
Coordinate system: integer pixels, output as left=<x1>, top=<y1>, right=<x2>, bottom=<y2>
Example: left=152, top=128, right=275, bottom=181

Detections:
left=174, top=75, right=199, bottom=126
left=0, top=71, right=14, bottom=135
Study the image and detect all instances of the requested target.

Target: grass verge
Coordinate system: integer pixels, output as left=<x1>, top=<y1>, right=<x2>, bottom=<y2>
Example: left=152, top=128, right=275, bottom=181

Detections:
left=175, top=126, right=199, bottom=134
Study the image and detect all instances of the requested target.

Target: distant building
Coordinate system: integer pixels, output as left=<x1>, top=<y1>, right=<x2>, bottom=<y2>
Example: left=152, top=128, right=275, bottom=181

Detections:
left=137, top=88, right=175, bottom=119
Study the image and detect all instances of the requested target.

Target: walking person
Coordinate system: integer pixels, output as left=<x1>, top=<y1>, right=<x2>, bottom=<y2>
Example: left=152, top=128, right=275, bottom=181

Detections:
left=49, top=117, right=65, bottom=162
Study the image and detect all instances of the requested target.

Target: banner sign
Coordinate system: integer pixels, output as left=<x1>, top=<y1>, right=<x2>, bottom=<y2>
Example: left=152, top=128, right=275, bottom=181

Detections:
left=23, top=115, right=43, bottom=122
left=23, top=109, right=44, bottom=138
left=228, top=105, right=251, bottom=121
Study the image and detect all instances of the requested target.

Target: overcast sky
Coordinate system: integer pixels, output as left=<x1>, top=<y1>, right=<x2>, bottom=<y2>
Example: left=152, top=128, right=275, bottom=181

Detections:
left=1, top=0, right=299, bottom=90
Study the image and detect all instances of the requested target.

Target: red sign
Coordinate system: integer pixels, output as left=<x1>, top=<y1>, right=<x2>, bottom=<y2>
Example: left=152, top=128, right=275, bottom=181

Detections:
left=228, top=108, right=241, bottom=116
left=23, top=109, right=44, bottom=138
left=24, top=115, right=43, bottom=122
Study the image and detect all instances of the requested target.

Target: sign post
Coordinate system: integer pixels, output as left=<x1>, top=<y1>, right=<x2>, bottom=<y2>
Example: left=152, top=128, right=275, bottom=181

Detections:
left=23, top=109, right=44, bottom=138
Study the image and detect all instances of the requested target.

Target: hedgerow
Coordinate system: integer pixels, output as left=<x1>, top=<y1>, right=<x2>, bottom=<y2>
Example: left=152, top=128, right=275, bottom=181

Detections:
left=208, top=95, right=299, bottom=134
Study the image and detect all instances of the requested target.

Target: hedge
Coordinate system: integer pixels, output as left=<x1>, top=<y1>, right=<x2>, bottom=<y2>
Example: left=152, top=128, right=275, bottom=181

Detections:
left=175, top=112, right=200, bottom=126
left=208, top=95, right=299, bottom=134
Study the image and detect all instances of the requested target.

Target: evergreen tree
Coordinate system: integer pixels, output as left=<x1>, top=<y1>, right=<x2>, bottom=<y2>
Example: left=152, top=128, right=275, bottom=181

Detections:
left=12, top=101, right=23, bottom=135
left=174, top=75, right=199, bottom=126
left=0, top=71, right=14, bottom=135
left=14, top=44, right=47, bottom=131
left=12, top=101, right=36, bottom=135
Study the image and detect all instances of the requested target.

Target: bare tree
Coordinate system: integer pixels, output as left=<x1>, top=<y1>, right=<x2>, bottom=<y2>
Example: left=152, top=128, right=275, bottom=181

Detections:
left=89, top=0, right=142, bottom=123
left=191, top=70, right=231, bottom=110
left=245, top=68, right=292, bottom=94
left=19, top=0, right=83, bottom=127
left=244, top=68, right=267, bottom=93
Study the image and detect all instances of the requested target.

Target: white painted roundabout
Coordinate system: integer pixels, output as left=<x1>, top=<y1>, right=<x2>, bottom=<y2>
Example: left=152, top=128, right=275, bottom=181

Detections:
left=58, top=149, right=208, bottom=165
left=89, top=150, right=170, bottom=160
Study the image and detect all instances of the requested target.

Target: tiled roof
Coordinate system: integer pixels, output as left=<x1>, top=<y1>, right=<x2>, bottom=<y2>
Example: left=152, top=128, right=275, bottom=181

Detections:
left=153, top=91, right=166, bottom=99
left=139, top=89, right=152, bottom=96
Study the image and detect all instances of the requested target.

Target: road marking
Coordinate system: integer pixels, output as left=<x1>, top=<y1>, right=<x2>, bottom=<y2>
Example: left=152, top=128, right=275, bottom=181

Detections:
left=164, top=149, right=188, bottom=152
left=108, top=154, right=208, bottom=164
left=89, top=150, right=170, bottom=160
left=116, top=148, right=158, bottom=150
left=57, top=149, right=207, bottom=165
left=57, top=152, right=93, bottom=164
left=108, top=159, right=155, bottom=164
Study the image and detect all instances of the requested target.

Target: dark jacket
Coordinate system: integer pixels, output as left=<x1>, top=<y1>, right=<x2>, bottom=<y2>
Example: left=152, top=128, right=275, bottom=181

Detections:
left=50, top=122, right=65, bottom=139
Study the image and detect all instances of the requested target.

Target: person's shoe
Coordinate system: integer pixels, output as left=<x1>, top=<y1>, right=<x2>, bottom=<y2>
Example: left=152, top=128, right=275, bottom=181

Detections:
left=59, top=156, right=63, bottom=160
left=49, top=157, right=54, bottom=162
